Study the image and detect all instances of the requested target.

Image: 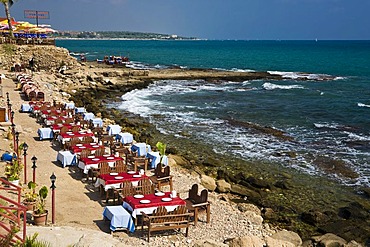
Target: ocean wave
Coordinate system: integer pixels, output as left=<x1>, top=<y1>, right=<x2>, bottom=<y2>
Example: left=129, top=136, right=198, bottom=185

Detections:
left=262, top=82, right=304, bottom=90
left=358, top=102, right=370, bottom=108
left=267, top=70, right=342, bottom=81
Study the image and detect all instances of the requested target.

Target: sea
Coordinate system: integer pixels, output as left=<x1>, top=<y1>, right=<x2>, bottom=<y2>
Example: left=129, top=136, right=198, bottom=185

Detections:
left=57, top=39, right=370, bottom=187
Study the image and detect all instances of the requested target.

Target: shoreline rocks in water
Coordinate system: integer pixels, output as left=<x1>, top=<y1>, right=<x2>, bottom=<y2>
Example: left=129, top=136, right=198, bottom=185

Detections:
left=1, top=44, right=369, bottom=246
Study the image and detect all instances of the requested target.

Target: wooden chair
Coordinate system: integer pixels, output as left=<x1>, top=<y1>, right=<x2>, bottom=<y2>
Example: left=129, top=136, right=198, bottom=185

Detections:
left=79, top=149, right=91, bottom=159
left=133, top=157, right=148, bottom=173
left=70, top=137, right=82, bottom=147
left=54, top=118, right=63, bottom=124
left=90, top=161, right=110, bottom=184
left=71, top=125, right=80, bottom=132
left=82, top=136, right=94, bottom=144
left=135, top=177, right=154, bottom=195
left=114, top=159, right=127, bottom=173
left=150, top=164, right=173, bottom=192
left=114, top=180, right=134, bottom=204
left=184, top=184, right=211, bottom=225
left=60, top=126, right=68, bottom=134
left=66, top=118, right=75, bottom=124
left=141, top=205, right=191, bottom=242
left=94, top=147, right=105, bottom=157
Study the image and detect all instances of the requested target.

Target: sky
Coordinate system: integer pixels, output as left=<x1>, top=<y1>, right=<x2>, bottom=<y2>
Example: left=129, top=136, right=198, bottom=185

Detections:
left=6, top=0, right=370, bottom=40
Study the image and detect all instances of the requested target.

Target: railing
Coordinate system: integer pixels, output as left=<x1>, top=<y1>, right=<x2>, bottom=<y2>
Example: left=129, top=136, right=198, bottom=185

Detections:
left=0, top=177, right=27, bottom=244
left=0, top=37, right=55, bottom=46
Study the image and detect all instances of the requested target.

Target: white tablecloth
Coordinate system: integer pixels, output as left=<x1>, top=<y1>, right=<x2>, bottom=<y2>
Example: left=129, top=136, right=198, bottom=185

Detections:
left=83, top=112, right=95, bottom=121
left=91, top=118, right=103, bottom=127
left=64, top=102, right=75, bottom=109
left=21, top=103, right=32, bottom=112
left=56, top=151, right=77, bottom=167
left=107, top=125, right=121, bottom=135
left=103, top=206, right=135, bottom=232
left=115, top=132, right=133, bottom=144
left=146, top=152, right=168, bottom=169
left=131, top=143, right=151, bottom=157
left=75, top=107, right=86, bottom=114
left=37, top=128, right=53, bottom=140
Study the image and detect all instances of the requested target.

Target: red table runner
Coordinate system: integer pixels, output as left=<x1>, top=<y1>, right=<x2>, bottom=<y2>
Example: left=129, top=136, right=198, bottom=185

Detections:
left=71, top=143, right=104, bottom=154
left=124, top=192, right=186, bottom=209
left=59, top=131, right=95, bottom=140
left=80, top=155, right=123, bottom=165
left=52, top=123, right=80, bottom=131
left=99, top=172, right=148, bottom=185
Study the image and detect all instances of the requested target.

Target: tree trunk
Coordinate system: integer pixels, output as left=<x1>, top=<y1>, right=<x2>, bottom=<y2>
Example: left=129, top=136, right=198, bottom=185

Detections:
left=4, top=2, right=13, bottom=38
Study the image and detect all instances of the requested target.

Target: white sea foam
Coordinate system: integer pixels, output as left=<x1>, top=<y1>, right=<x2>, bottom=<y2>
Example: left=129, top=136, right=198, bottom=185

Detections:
left=267, top=70, right=342, bottom=81
left=116, top=79, right=369, bottom=187
left=358, top=102, right=370, bottom=108
left=262, top=82, right=304, bottom=90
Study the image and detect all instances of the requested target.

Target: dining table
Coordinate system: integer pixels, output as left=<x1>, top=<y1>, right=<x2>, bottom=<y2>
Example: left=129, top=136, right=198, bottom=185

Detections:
left=95, top=171, right=148, bottom=191
left=131, top=143, right=151, bottom=157
left=57, top=131, right=95, bottom=145
left=51, top=123, right=80, bottom=134
left=122, top=192, right=186, bottom=223
left=44, top=115, right=74, bottom=126
left=103, top=206, right=135, bottom=233
left=70, top=143, right=105, bottom=155
left=78, top=155, right=124, bottom=174
left=115, top=132, right=133, bottom=144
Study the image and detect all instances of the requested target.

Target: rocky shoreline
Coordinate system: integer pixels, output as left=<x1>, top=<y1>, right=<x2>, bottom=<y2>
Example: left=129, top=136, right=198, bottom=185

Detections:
left=1, top=44, right=369, bottom=246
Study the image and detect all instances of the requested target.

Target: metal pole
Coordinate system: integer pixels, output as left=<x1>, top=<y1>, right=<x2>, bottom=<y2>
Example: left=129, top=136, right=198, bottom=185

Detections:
left=31, top=156, right=37, bottom=184
left=23, top=143, right=28, bottom=184
left=50, top=173, right=56, bottom=225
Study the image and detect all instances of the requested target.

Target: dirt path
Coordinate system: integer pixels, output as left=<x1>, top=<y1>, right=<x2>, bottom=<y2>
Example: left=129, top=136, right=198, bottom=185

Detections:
left=0, top=70, right=108, bottom=231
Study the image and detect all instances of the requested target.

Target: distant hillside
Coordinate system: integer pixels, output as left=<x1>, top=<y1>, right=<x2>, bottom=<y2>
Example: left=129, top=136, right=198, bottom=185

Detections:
left=52, top=31, right=198, bottom=40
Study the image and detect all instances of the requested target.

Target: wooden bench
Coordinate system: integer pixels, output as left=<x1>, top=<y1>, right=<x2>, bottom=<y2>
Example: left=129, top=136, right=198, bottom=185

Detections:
left=141, top=206, right=192, bottom=242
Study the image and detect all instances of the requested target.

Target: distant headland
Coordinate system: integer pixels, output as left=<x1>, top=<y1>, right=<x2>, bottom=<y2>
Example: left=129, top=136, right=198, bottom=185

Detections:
left=52, top=31, right=201, bottom=40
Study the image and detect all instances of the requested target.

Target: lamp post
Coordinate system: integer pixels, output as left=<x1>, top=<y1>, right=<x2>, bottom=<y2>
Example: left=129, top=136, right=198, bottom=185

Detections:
left=8, top=103, right=12, bottom=122
left=15, top=132, right=19, bottom=158
left=11, top=123, right=15, bottom=152
left=50, top=173, right=56, bottom=224
left=6, top=92, right=9, bottom=105
left=31, top=156, right=37, bottom=184
left=10, top=110, right=14, bottom=124
left=23, top=142, right=28, bottom=184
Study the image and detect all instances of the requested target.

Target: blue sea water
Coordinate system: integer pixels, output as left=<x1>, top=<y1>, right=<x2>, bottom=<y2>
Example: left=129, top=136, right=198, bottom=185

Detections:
left=57, top=40, right=370, bottom=186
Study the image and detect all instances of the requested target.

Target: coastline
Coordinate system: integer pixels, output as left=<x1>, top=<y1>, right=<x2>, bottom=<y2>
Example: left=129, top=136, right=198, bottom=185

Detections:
left=0, top=44, right=368, bottom=246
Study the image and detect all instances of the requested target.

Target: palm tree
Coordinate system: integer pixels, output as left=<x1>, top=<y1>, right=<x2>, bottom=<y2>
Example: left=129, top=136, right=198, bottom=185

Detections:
left=0, top=0, right=15, bottom=38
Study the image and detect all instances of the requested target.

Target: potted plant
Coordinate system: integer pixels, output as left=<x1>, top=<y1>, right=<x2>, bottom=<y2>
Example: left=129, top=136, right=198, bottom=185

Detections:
left=5, top=157, right=22, bottom=186
left=156, top=141, right=167, bottom=164
left=33, top=185, right=48, bottom=226
left=23, top=181, right=38, bottom=211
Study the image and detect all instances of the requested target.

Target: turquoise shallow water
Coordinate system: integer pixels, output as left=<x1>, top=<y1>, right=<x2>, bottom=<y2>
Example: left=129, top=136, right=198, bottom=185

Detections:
left=57, top=40, right=370, bottom=186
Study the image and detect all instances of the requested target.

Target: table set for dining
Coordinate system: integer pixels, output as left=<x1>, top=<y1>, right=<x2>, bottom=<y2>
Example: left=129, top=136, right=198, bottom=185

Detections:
left=123, top=191, right=186, bottom=220
left=78, top=154, right=124, bottom=174
left=95, top=171, right=148, bottom=191
left=57, top=131, right=95, bottom=144
left=70, top=143, right=105, bottom=155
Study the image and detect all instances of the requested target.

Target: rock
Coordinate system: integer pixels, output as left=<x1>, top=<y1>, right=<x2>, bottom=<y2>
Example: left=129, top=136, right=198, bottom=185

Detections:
left=216, top=179, right=231, bottom=193
left=311, top=233, right=347, bottom=247
left=274, top=180, right=292, bottom=190
left=193, top=239, right=228, bottom=247
left=262, top=207, right=275, bottom=220
left=270, top=230, right=302, bottom=247
left=361, top=187, right=370, bottom=198
left=237, top=203, right=261, bottom=215
left=301, top=209, right=330, bottom=226
left=246, top=176, right=271, bottom=189
left=345, top=240, right=363, bottom=247
left=244, top=211, right=263, bottom=225
left=230, top=184, right=261, bottom=203
left=201, top=174, right=217, bottom=191
left=227, top=235, right=265, bottom=247
left=265, top=236, right=296, bottom=247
